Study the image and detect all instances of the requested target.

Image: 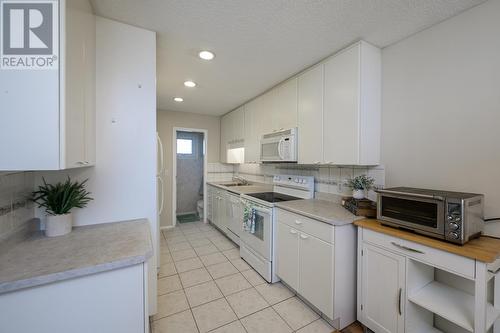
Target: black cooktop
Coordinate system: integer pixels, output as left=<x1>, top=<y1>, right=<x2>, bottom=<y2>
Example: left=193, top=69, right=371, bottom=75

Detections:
left=246, top=192, right=301, bottom=203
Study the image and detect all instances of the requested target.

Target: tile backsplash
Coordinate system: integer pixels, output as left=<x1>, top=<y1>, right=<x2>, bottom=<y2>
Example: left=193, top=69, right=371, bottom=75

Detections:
left=234, top=163, right=385, bottom=201
left=0, top=172, right=35, bottom=241
left=207, top=163, right=235, bottom=182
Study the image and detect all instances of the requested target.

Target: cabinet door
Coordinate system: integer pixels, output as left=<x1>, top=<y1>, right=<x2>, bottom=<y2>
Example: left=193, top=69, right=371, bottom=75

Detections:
left=297, top=65, right=324, bottom=164
left=233, top=106, right=245, bottom=141
left=220, top=114, right=231, bottom=163
left=323, top=45, right=360, bottom=165
left=276, top=222, right=299, bottom=290
left=361, top=243, right=405, bottom=333
left=64, top=1, right=95, bottom=168
left=299, top=233, right=334, bottom=319
left=272, top=78, right=298, bottom=131
left=244, top=100, right=260, bottom=163
left=258, top=91, right=274, bottom=135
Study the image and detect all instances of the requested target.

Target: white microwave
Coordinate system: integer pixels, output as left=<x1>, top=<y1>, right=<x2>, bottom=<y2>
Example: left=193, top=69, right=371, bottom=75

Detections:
left=260, top=128, right=297, bottom=162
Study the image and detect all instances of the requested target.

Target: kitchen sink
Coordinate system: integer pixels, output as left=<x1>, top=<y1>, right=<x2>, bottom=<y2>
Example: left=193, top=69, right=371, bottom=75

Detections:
left=224, top=183, right=253, bottom=187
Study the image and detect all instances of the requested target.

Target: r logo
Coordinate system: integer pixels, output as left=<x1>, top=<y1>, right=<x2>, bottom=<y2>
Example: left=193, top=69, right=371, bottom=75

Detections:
left=2, top=2, right=53, bottom=55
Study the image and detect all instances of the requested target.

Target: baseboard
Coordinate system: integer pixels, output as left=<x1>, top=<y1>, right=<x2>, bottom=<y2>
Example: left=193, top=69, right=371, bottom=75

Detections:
left=160, top=225, right=175, bottom=231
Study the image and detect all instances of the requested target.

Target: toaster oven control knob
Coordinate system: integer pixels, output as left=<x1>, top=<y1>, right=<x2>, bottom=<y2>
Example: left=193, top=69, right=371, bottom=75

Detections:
left=449, top=222, right=459, bottom=231
left=448, top=231, right=459, bottom=240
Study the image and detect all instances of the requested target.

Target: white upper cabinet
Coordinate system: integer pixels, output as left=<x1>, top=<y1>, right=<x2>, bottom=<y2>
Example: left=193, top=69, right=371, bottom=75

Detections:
left=297, top=65, right=324, bottom=164
left=271, top=78, right=298, bottom=132
left=244, top=100, right=260, bottom=163
left=0, top=0, right=96, bottom=170
left=323, top=41, right=381, bottom=165
left=220, top=105, right=245, bottom=163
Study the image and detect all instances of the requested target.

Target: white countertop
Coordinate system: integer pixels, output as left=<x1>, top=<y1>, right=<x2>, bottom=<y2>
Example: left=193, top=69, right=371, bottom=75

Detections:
left=0, top=219, right=152, bottom=294
left=275, top=199, right=363, bottom=226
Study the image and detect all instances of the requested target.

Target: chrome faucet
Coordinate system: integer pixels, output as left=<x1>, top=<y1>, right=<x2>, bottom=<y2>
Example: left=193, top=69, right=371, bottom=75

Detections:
left=232, top=175, right=249, bottom=185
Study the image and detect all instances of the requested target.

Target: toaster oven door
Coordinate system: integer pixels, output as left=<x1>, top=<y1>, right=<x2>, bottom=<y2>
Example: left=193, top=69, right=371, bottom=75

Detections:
left=377, top=194, right=445, bottom=237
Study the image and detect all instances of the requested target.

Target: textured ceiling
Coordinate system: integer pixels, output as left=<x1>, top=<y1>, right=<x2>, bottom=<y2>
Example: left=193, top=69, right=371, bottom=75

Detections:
left=91, top=0, right=486, bottom=116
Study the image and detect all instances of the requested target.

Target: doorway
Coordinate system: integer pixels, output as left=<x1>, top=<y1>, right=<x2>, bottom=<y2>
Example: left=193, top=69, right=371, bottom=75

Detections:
left=172, top=128, right=207, bottom=227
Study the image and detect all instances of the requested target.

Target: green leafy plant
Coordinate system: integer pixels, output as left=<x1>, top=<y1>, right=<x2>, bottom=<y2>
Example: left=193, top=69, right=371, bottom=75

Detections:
left=32, top=177, right=93, bottom=215
left=346, top=175, right=375, bottom=191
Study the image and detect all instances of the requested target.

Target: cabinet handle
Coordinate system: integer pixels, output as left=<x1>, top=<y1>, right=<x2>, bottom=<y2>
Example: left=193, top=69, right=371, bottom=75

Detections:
left=295, top=220, right=303, bottom=225
left=290, top=229, right=297, bottom=234
left=398, top=288, right=402, bottom=315
left=300, top=234, right=308, bottom=239
left=390, top=242, right=425, bottom=254
left=314, top=161, right=321, bottom=165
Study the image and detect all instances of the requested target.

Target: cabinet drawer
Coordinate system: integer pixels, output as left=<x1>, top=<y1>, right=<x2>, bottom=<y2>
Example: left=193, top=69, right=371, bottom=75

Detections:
left=276, top=209, right=334, bottom=244
left=362, top=229, right=475, bottom=279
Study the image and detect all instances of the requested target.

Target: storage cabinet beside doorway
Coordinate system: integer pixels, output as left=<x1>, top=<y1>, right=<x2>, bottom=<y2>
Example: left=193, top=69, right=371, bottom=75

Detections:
left=0, top=0, right=96, bottom=170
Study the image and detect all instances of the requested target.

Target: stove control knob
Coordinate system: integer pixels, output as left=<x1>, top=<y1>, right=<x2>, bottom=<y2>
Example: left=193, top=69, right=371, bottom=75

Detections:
left=449, top=222, right=459, bottom=231
left=448, top=231, right=459, bottom=240
left=294, top=178, right=299, bottom=183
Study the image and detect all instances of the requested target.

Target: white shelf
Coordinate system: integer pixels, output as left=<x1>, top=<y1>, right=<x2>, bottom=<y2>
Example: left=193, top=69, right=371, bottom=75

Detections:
left=408, top=281, right=500, bottom=332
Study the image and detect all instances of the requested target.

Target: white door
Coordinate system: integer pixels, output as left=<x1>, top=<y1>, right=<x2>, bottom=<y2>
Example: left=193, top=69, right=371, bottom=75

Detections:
left=227, top=195, right=242, bottom=237
left=244, top=100, right=259, bottom=163
left=361, top=243, right=405, bottom=333
left=323, top=44, right=360, bottom=165
left=297, top=65, right=324, bottom=164
left=299, top=233, right=334, bottom=319
left=275, top=221, right=299, bottom=290
left=240, top=204, right=272, bottom=261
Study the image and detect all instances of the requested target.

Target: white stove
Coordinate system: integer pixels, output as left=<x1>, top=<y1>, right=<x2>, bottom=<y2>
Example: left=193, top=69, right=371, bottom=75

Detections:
left=239, top=175, right=314, bottom=282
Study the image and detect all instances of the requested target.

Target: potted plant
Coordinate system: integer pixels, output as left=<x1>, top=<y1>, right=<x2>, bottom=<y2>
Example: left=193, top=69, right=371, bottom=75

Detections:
left=347, top=175, right=375, bottom=200
left=32, top=177, right=93, bottom=237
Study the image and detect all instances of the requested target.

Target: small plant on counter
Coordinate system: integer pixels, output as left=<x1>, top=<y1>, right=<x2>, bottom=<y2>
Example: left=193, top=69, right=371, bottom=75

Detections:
left=346, top=175, right=375, bottom=199
left=32, top=177, right=93, bottom=237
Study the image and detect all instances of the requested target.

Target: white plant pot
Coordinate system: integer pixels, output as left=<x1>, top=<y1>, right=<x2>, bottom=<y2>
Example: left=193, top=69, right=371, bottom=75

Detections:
left=352, top=189, right=365, bottom=200
left=45, top=213, right=73, bottom=237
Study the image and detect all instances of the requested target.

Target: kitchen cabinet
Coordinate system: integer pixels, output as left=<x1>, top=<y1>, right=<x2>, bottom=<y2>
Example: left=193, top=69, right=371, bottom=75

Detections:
left=244, top=99, right=262, bottom=163
left=275, top=209, right=356, bottom=328
left=207, top=185, right=215, bottom=222
left=0, top=0, right=96, bottom=170
left=323, top=41, right=380, bottom=165
left=0, top=264, right=148, bottom=333
left=220, top=106, right=245, bottom=163
left=210, top=187, right=228, bottom=233
left=357, top=225, right=500, bottom=333
left=276, top=221, right=299, bottom=290
left=297, top=65, right=324, bottom=164
left=359, top=243, right=405, bottom=333
left=271, top=78, right=298, bottom=132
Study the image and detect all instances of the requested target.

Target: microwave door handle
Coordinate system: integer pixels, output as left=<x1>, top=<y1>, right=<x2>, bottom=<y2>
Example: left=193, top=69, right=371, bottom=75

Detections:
left=278, top=138, right=285, bottom=160
left=377, top=189, right=444, bottom=201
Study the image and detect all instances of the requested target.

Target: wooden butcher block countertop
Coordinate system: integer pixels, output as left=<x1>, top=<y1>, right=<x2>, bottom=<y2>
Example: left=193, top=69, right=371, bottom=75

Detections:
left=355, top=219, right=500, bottom=263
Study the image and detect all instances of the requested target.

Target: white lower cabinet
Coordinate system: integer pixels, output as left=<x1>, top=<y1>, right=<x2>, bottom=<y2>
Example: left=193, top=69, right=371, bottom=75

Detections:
left=276, top=222, right=299, bottom=290
left=360, top=243, right=405, bottom=333
left=357, top=227, right=500, bottom=333
left=299, top=233, right=334, bottom=318
left=0, top=264, right=147, bottom=333
left=275, top=209, right=356, bottom=329
left=208, top=185, right=229, bottom=235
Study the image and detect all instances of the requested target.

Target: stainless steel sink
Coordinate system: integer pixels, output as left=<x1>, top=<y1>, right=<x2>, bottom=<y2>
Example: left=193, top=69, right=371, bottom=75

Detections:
left=224, top=183, right=253, bottom=187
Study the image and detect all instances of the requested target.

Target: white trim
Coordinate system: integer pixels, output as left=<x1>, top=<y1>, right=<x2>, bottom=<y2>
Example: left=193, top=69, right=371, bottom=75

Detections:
left=160, top=225, right=175, bottom=231
left=172, top=127, right=208, bottom=228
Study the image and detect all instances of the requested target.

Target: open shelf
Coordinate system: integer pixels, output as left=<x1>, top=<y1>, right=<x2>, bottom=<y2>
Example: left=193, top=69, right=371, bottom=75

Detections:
left=408, top=281, right=500, bottom=332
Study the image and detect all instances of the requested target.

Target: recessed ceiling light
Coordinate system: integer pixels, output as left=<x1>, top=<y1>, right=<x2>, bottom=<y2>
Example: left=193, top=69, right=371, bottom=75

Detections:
left=184, top=80, right=197, bottom=88
left=198, top=50, right=215, bottom=60
left=173, top=97, right=184, bottom=102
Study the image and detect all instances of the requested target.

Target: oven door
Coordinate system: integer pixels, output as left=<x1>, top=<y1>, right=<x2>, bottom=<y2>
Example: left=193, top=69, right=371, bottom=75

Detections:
left=240, top=202, right=272, bottom=261
left=260, top=137, right=283, bottom=162
left=377, top=193, right=445, bottom=237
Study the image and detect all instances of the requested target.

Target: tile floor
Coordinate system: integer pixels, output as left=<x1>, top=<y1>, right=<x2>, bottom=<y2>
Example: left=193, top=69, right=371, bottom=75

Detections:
left=153, top=221, right=364, bottom=333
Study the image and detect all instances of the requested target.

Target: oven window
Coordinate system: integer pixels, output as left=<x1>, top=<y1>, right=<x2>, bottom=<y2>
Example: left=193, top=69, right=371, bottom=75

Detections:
left=261, top=142, right=279, bottom=158
left=251, top=213, right=265, bottom=241
left=381, top=197, right=438, bottom=228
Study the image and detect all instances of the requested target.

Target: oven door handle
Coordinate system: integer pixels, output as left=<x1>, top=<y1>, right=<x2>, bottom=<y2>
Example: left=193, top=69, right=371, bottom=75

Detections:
left=377, top=189, right=444, bottom=201
left=277, top=138, right=285, bottom=160
left=252, top=206, right=271, bottom=214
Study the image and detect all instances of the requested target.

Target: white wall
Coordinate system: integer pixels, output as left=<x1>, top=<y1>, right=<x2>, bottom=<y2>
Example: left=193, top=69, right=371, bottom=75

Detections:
left=381, top=0, right=500, bottom=235
left=157, top=110, right=221, bottom=227
left=36, top=17, right=158, bottom=313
